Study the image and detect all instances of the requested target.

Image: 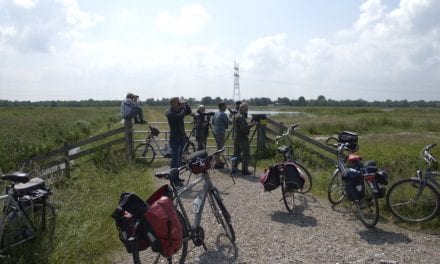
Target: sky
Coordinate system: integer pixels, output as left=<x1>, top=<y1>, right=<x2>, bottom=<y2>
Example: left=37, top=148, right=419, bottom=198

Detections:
left=0, top=0, right=439, bottom=102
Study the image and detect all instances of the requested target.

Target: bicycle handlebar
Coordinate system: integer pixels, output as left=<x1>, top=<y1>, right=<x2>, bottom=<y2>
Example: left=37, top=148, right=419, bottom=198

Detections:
left=325, top=136, right=352, bottom=153
left=154, top=148, right=225, bottom=179
left=276, top=123, right=300, bottom=142
left=421, top=144, right=438, bottom=163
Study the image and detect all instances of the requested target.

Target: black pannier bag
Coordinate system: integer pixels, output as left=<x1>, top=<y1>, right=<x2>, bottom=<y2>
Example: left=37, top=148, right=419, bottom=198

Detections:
left=373, top=170, right=389, bottom=198
left=338, top=131, right=358, bottom=152
left=283, top=163, right=305, bottom=191
left=343, top=169, right=364, bottom=201
left=111, top=193, right=150, bottom=253
left=259, top=166, right=281, bottom=191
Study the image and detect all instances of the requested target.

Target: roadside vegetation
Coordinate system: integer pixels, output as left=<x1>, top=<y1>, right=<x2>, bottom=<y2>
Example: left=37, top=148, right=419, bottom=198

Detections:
left=0, top=105, right=439, bottom=263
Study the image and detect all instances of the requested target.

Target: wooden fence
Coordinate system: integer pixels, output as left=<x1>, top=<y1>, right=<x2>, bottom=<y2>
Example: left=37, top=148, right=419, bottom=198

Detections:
left=20, top=117, right=337, bottom=177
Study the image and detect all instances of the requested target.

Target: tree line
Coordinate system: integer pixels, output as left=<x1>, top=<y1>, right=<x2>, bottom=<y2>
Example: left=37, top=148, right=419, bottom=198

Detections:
left=1, top=96, right=439, bottom=108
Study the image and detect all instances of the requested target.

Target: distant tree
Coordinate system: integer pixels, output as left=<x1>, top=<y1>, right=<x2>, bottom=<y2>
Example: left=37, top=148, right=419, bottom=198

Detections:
left=201, top=96, right=213, bottom=106
left=297, top=96, right=306, bottom=106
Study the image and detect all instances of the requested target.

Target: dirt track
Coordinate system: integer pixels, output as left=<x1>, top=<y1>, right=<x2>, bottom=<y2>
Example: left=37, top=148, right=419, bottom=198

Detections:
left=115, top=168, right=440, bottom=264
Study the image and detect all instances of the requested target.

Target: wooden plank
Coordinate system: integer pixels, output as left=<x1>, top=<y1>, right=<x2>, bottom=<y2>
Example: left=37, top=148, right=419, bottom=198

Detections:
left=70, top=137, right=126, bottom=160
left=70, top=126, right=125, bottom=148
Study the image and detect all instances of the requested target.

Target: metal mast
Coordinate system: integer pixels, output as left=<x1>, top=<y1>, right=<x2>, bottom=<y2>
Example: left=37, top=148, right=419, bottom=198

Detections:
left=232, top=61, right=240, bottom=102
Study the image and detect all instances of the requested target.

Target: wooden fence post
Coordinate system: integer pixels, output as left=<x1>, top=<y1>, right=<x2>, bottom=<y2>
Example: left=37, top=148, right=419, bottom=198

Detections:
left=124, top=119, right=134, bottom=160
left=63, top=141, right=71, bottom=178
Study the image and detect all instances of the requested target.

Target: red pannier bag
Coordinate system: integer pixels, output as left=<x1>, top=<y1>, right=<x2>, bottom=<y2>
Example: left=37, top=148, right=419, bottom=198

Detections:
left=144, top=185, right=183, bottom=257
left=112, top=185, right=183, bottom=257
left=259, top=166, right=281, bottom=192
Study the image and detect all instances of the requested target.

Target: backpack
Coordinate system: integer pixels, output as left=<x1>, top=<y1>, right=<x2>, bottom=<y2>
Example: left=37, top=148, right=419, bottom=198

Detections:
left=259, top=166, right=281, bottom=191
left=121, top=100, right=136, bottom=119
left=283, top=163, right=305, bottom=191
left=111, top=185, right=183, bottom=257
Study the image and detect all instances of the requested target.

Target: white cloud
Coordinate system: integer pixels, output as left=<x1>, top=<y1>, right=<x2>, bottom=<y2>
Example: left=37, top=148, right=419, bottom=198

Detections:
left=155, top=4, right=210, bottom=35
left=13, top=0, right=37, bottom=9
left=0, top=0, right=102, bottom=53
left=240, top=0, right=440, bottom=100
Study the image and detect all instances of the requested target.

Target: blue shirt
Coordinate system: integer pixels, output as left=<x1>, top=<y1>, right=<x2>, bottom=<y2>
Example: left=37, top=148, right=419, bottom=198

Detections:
left=212, top=111, right=229, bottom=135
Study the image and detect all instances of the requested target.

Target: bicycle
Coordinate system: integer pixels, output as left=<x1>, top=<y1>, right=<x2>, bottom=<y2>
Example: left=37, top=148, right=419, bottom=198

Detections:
left=0, top=171, right=56, bottom=255
left=129, top=148, right=235, bottom=263
left=386, top=144, right=440, bottom=223
left=275, top=123, right=312, bottom=194
left=134, top=126, right=196, bottom=165
left=326, top=135, right=380, bottom=228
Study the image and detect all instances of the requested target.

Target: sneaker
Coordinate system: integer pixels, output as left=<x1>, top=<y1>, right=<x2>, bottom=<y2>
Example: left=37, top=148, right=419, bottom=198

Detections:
left=139, top=120, right=147, bottom=124
left=242, top=170, right=253, bottom=176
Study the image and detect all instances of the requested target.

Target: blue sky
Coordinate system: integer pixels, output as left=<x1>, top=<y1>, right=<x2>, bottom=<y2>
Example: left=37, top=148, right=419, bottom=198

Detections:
left=0, top=0, right=439, bottom=101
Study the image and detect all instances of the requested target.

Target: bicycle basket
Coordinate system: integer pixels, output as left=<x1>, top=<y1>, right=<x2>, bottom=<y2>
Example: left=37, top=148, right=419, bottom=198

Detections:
left=150, top=126, right=160, bottom=137
left=188, top=150, right=211, bottom=174
left=338, top=131, right=358, bottom=152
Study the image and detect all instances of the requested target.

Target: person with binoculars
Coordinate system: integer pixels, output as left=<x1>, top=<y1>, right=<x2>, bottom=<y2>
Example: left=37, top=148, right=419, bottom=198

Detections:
left=166, top=97, right=192, bottom=186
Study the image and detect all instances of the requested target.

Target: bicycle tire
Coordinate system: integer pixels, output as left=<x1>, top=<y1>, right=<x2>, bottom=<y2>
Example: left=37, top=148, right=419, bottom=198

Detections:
left=132, top=210, right=188, bottom=264
left=133, top=143, right=155, bottom=165
left=180, top=141, right=196, bottom=165
left=209, top=188, right=236, bottom=243
left=386, top=178, right=440, bottom=223
left=294, top=162, right=312, bottom=194
left=328, top=169, right=346, bottom=205
left=281, top=174, right=296, bottom=212
left=357, top=182, right=379, bottom=228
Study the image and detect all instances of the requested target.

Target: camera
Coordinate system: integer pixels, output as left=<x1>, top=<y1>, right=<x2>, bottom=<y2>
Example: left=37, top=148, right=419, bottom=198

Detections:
left=251, top=114, right=267, bottom=123
left=194, top=112, right=215, bottom=123
left=228, top=108, right=238, bottom=117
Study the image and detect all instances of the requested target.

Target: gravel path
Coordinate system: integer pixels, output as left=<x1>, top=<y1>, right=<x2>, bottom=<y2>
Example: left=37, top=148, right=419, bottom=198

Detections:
left=115, top=168, right=439, bottom=264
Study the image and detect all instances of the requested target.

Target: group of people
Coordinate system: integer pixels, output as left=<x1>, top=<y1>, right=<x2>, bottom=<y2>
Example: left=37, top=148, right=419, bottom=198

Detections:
left=121, top=94, right=255, bottom=187
left=164, top=97, right=255, bottom=186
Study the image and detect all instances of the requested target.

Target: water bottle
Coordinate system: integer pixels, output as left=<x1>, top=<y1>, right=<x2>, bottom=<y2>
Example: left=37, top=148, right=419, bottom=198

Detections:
left=192, top=195, right=202, bottom=214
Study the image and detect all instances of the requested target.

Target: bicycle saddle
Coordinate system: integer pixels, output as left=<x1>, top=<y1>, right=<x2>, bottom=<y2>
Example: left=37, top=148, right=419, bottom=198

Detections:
left=1, top=171, right=30, bottom=183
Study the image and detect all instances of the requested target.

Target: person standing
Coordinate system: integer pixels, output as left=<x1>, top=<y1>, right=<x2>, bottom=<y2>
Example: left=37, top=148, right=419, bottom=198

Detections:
left=212, top=101, right=229, bottom=168
left=194, top=105, right=209, bottom=151
left=166, top=97, right=192, bottom=186
left=232, top=102, right=254, bottom=175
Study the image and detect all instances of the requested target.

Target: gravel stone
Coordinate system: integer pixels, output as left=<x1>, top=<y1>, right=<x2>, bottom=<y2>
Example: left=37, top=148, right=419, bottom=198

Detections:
left=114, top=169, right=440, bottom=264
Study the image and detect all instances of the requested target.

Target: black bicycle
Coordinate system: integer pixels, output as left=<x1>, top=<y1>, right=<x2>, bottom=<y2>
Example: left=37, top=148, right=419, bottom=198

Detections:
left=386, top=144, right=440, bottom=223
left=326, top=135, right=380, bottom=228
left=0, top=172, right=56, bottom=255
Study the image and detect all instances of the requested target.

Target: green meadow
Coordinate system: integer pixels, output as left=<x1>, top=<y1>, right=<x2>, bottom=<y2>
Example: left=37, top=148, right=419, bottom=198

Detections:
left=0, top=106, right=439, bottom=263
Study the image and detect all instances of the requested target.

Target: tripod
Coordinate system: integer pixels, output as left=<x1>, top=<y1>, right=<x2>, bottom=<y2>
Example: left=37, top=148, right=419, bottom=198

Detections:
left=193, top=115, right=235, bottom=184
left=248, top=119, right=268, bottom=177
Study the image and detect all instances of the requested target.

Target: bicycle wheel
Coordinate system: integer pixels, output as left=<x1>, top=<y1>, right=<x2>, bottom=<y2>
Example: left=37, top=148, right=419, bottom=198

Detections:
left=209, top=188, right=236, bottom=243
left=132, top=210, right=188, bottom=264
left=134, top=143, right=155, bottom=165
left=357, top=182, right=379, bottom=228
left=328, top=169, right=346, bottom=205
left=180, top=141, right=196, bottom=165
left=386, top=178, right=440, bottom=223
left=294, top=162, right=312, bottom=194
left=281, top=174, right=295, bottom=212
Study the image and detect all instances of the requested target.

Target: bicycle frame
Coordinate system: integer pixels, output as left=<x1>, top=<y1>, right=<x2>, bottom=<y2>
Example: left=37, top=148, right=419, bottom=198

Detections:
left=173, top=170, right=215, bottom=237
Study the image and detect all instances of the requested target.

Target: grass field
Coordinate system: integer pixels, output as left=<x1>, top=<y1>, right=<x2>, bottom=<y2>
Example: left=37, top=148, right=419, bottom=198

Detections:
left=0, top=105, right=439, bottom=263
